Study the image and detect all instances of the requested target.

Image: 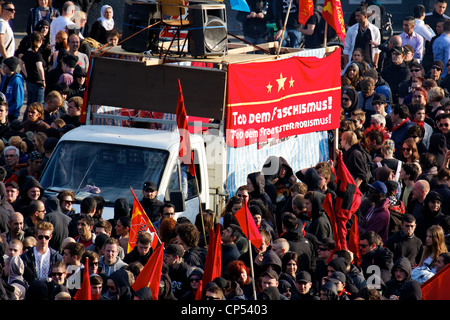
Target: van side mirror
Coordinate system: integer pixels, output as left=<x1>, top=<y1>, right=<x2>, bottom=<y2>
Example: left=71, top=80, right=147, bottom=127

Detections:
left=169, top=190, right=186, bottom=212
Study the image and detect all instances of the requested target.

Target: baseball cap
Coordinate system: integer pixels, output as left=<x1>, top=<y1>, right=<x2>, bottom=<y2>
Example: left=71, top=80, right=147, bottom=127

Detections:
left=368, top=181, right=388, bottom=196
left=296, top=271, right=312, bottom=283
left=391, top=46, right=404, bottom=55
left=372, top=93, right=387, bottom=104
left=143, top=181, right=157, bottom=191
left=329, top=271, right=346, bottom=284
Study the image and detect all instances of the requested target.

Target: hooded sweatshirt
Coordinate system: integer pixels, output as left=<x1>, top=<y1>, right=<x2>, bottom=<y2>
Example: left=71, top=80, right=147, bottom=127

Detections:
left=383, top=256, right=412, bottom=299
left=414, top=191, right=445, bottom=243
left=307, top=191, right=333, bottom=242
left=43, top=195, right=71, bottom=252
left=247, top=172, right=274, bottom=213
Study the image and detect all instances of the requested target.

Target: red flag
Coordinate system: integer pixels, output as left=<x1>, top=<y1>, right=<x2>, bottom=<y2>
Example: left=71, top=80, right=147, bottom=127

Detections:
left=322, top=0, right=346, bottom=42
left=73, top=257, right=91, bottom=300
left=202, top=224, right=222, bottom=287
left=235, top=197, right=263, bottom=249
left=176, top=79, right=196, bottom=176
left=298, top=0, right=314, bottom=25
left=347, top=214, right=361, bottom=266
left=128, top=188, right=158, bottom=253
left=421, top=263, right=450, bottom=300
left=132, top=242, right=164, bottom=300
left=195, top=280, right=203, bottom=300
left=334, top=152, right=362, bottom=246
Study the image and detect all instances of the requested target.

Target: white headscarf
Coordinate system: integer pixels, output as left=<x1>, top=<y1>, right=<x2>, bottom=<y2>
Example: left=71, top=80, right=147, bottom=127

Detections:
left=98, top=5, right=114, bottom=31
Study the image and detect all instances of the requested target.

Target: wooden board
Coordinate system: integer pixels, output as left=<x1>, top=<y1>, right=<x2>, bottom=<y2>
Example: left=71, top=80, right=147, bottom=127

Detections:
left=87, top=57, right=227, bottom=119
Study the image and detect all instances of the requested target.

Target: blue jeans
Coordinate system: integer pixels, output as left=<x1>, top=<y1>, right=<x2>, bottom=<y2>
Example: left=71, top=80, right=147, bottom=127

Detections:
left=280, top=27, right=302, bottom=48
left=26, top=82, right=45, bottom=105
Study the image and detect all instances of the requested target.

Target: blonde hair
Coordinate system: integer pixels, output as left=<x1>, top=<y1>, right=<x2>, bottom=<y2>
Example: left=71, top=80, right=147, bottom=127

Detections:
left=427, top=86, right=445, bottom=103
left=8, top=136, right=27, bottom=153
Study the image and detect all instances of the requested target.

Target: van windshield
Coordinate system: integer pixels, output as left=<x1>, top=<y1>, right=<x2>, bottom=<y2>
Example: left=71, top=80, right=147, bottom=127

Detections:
left=40, top=141, right=169, bottom=206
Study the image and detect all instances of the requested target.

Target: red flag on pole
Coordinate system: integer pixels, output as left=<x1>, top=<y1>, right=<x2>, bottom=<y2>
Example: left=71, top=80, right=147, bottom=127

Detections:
left=322, top=0, right=346, bottom=42
left=129, top=188, right=159, bottom=253
left=132, top=242, right=165, bottom=300
left=421, top=263, right=450, bottom=300
left=347, top=214, right=361, bottom=266
left=176, top=79, right=196, bottom=177
left=334, top=152, right=362, bottom=247
left=298, top=0, right=314, bottom=25
left=73, top=257, right=91, bottom=300
left=235, top=197, right=263, bottom=250
left=202, top=224, right=222, bottom=287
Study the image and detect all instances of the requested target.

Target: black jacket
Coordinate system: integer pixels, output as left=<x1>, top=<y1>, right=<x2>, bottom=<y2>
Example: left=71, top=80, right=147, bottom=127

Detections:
left=20, top=246, right=63, bottom=284
left=385, top=230, right=423, bottom=267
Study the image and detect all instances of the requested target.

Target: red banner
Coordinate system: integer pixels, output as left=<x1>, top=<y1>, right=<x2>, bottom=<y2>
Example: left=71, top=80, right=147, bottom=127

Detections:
left=225, top=49, right=341, bottom=147
left=322, top=0, right=346, bottom=42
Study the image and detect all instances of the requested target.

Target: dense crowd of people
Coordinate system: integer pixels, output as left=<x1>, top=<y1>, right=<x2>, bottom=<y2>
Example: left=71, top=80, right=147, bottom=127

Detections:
left=0, top=0, right=448, bottom=302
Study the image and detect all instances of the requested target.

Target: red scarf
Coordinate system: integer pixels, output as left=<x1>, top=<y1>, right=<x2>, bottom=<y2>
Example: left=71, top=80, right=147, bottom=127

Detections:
left=392, top=117, right=410, bottom=131
left=413, top=120, right=425, bottom=128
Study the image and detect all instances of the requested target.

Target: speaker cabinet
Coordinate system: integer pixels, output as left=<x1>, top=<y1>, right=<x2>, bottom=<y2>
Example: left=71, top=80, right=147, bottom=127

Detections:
left=188, top=2, right=227, bottom=57
left=122, top=1, right=159, bottom=53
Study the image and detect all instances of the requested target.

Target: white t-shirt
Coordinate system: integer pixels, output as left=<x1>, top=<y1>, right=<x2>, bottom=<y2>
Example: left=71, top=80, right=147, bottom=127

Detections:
left=50, top=15, right=76, bottom=45
left=0, top=18, right=15, bottom=58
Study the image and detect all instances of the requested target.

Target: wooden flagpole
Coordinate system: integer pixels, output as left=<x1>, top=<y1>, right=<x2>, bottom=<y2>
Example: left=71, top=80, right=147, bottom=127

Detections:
left=194, top=172, right=208, bottom=247
left=276, top=0, right=293, bottom=57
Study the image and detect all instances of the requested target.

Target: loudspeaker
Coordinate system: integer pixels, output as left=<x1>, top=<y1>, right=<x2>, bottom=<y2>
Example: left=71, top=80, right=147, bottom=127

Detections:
left=122, top=1, right=159, bottom=53
left=188, top=2, right=227, bottom=57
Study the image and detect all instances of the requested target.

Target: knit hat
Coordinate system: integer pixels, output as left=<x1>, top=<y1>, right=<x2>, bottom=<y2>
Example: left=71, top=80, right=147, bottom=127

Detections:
left=63, top=54, right=78, bottom=68
left=73, top=65, right=87, bottom=77
left=3, top=56, right=20, bottom=72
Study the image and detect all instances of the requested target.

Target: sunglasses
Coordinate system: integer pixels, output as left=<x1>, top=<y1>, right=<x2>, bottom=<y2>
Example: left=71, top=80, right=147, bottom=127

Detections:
left=410, top=135, right=418, bottom=139
left=4, top=8, right=15, bottom=12
left=37, top=235, right=50, bottom=240
left=432, top=66, right=442, bottom=71
left=410, top=69, right=421, bottom=72
left=190, top=278, right=200, bottom=283
left=402, top=147, right=412, bottom=152
left=89, top=262, right=99, bottom=266
left=439, top=122, right=449, bottom=127
left=51, top=272, right=64, bottom=277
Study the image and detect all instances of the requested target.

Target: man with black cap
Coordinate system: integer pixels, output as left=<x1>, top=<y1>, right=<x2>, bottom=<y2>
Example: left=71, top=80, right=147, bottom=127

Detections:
left=371, top=93, right=393, bottom=130
left=58, top=54, right=78, bottom=86
left=426, top=60, right=444, bottom=85
left=291, top=270, right=319, bottom=300
left=68, top=65, right=86, bottom=99
left=359, top=181, right=391, bottom=243
left=328, top=271, right=351, bottom=300
left=0, top=56, right=24, bottom=123
left=163, top=243, right=189, bottom=299
left=381, top=45, right=412, bottom=104
left=139, top=181, right=164, bottom=223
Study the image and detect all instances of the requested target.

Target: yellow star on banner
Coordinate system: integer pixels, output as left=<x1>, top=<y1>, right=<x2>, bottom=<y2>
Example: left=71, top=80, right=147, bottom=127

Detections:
left=267, top=82, right=273, bottom=93
left=289, top=76, right=295, bottom=88
left=323, top=1, right=332, bottom=14
left=276, top=73, right=287, bottom=92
